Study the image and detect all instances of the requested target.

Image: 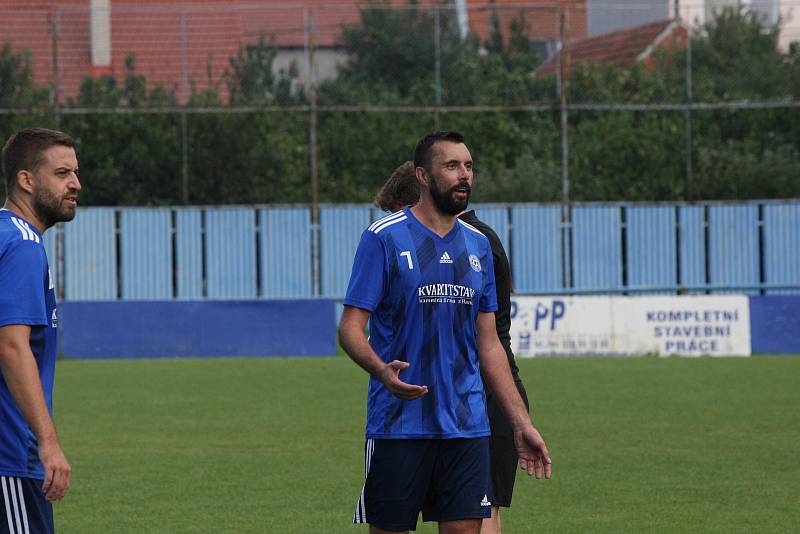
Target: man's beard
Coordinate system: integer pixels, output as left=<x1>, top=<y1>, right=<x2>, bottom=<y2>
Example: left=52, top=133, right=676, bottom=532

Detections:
left=429, top=175, right=471, bottom=216
left=33, top=187, right=76, bottom=228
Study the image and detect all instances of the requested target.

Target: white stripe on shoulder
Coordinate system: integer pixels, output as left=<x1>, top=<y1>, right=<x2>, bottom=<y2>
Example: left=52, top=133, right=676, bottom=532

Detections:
left=2, top=477, right=15, bottom=533
left=18, top=220, right=39, bottom=244
left=368, top=210, right=405, bottom=232
left=373, top=215, right=407, bottom=234
left=10, top=217, right=30, bottom=241
left=458, top=219, right=486, bottom=237
left=15, top=478, right=29, bottom=534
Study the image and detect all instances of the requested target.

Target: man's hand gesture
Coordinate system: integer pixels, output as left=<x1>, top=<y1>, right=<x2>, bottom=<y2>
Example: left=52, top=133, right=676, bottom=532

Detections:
left=376, top=360, right=428, bottom=400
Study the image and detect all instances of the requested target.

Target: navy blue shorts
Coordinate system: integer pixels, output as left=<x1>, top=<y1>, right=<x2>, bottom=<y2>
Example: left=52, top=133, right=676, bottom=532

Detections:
left=0, top=476, right=53, bottom=534
left=353, top=438, right=492, bottom=532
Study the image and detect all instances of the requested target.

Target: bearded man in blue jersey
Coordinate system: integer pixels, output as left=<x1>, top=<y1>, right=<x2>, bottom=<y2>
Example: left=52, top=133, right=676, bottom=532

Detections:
left=339, top=131, right=551, bottom=534
left=0, top=128, right=79, bottom=533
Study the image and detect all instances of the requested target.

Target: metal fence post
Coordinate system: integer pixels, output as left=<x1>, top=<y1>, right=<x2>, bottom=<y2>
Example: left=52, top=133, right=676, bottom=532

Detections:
left=685, top=27, right=693, bottom=201
left=558, top=7, right=572, bottom=290
left=434, top=6, right=442, bottom=128
left=308, top=8, right=321, bottom=297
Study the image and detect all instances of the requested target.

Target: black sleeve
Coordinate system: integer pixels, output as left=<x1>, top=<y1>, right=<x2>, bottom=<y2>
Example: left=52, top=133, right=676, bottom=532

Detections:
left=459, top=213, right=519, bottom=375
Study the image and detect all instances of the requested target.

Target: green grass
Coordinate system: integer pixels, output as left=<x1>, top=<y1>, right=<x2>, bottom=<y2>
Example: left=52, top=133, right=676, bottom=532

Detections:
left=53, top=356, right=800, bottom=533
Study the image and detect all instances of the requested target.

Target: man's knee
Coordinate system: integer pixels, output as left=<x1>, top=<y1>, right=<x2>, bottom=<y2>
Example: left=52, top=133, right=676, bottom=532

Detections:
left=480, top=506, right=502, bottom=534
left=440, top=518, right=483, bottom=534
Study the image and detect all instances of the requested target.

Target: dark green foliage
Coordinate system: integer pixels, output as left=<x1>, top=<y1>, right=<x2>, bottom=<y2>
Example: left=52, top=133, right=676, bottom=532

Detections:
left=60, top=54, right=183, bottom=205
left=0, top=43, right=53, bottom=188
left=1, top=5, right=799, bottom=204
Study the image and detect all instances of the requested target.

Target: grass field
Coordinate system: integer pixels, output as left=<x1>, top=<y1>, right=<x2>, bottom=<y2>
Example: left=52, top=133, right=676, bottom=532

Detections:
left=53, top=355, right=800, bottom=533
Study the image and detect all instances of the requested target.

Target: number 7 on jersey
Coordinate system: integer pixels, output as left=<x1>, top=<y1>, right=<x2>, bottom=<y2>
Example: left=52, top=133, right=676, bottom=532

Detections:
left=400, top=250, right=413, bottom=270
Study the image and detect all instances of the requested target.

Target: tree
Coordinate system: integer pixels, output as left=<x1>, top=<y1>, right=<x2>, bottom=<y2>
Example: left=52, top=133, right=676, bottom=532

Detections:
left=0, top=42, right=53, bottom=152
left=60, top=54, right=182, bottom=205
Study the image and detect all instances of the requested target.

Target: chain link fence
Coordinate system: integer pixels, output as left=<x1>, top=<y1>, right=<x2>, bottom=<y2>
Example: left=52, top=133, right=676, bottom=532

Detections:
left=1, top=1, right=799, bottom=210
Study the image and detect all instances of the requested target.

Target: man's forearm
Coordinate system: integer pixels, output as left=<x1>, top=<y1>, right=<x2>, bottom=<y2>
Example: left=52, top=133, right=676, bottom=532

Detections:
left=339, top=326, right=384, bottom=377
left=0, top=341, right=60, bottom=445
left=480, top=342, right=531, bottom=430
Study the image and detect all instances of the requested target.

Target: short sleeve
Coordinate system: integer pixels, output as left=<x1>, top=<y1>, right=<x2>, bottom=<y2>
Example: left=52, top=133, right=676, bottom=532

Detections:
left=343, top=230, right=386, bottom=312
left=0, top=239, right=48, bottom=327
left=479, top=239, right=498, bottom=313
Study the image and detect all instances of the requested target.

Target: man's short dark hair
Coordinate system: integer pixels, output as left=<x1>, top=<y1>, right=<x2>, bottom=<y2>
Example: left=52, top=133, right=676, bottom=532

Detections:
left=374, top=161, right=420, bottom=212
left=2, top=128, right=76, bottom=196
left=412, top=131, right=466, bottom=173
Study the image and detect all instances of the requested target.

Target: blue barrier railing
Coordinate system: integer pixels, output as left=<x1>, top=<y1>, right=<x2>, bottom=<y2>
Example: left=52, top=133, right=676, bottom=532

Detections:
left=43, top=200, right=800, bottom=301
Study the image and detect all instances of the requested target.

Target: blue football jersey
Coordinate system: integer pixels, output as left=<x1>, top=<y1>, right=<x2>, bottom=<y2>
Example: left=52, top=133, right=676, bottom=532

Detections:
left=0, top=209, right=57, bottom=479
left=344, top=207, right=498, bottom=439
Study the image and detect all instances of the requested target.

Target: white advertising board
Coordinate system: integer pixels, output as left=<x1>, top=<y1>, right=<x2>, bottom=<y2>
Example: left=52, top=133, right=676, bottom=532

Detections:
left=510, top=295, right=751, bottom=357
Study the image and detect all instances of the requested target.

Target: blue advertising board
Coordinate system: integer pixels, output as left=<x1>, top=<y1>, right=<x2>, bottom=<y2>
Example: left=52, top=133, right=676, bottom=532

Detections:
left=749, top=296, right=800, bottom=354
left=60, top=300, right=337, bottom=358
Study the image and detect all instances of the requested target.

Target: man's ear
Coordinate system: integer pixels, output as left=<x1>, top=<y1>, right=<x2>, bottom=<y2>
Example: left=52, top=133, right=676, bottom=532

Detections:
left=415, top=166, right=429, bottom=187
left=15, top=170, right=35, bottom=195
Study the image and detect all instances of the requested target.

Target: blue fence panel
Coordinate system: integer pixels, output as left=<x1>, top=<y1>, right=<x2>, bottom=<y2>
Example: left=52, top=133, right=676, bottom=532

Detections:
left=205, top=208, right=257, bottom=298
left=175, top=209, right=202, bottom=298
left=678, top=205, right=706, bottom=292
left=320, top=206, right=372, bottom=298
left=709, top=205, right=760, bottom=294
left=120, top=209, right=172, bottom=299
left=626, top=206, right=676, bottom=293
left=259, top=208, right=312, bottom=297
left=763, top=203, right=800, bottom=295
left=469, top=204, right=510, bottom=253
left=370, top=207, right=387, bottom=223
left=511, top=205, right=562, bottom=293
left=64, top=208, right=116, bottom=300
left=572, top=206, right=622, bottom=291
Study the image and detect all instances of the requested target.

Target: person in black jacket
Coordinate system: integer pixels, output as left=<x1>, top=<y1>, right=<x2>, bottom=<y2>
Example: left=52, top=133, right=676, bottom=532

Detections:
left=374, top=160, right=534, bottom=534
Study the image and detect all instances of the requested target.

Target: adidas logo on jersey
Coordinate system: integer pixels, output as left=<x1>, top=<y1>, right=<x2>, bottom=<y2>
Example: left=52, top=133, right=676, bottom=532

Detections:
left=480, top=494, right=492, bottom=507
left=439, top=252, right=453, bottom=264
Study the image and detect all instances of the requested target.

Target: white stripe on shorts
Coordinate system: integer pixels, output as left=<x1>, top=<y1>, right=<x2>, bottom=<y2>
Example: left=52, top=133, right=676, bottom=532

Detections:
left=2, top=477, right=15, bottom=533
left=352, top=438, right=375, bottom=524
left=1, top=477, right=31, bottom=534
left=15, top=478, right=29, bottom=534
left=8, top=477, right=23, bottom=534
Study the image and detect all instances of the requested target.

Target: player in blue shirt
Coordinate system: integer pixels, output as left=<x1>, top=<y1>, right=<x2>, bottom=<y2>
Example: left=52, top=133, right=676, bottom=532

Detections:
left=339, top=131, right=551, bottom=534
left=375, top=161, right=533, bottom=534
left=1, top=128, right=80, bottom=533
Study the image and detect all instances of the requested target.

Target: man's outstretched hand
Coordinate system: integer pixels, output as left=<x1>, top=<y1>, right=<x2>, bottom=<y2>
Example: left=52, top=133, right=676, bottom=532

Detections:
left=377, top=360, right=428, bottom=400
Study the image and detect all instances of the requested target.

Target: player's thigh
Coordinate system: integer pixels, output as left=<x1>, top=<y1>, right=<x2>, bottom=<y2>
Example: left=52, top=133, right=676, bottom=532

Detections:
left=422, top=437, right=492, bottom=524
left=363, top=439, right=438, bottom=532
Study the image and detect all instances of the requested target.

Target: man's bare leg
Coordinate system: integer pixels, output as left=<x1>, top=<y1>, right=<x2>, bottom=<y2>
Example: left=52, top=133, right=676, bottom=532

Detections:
left=480, top=506, right=502, bottom=534
left=370, top=526, right=408, bottom=534
left=439, top=518, right=482, bottom=534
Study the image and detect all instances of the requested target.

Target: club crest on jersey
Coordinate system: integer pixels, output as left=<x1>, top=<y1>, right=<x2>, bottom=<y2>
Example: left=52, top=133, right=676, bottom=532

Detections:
left=439, top=251, right=453, bottom=264
left=469, top=254, right=481, bottom=272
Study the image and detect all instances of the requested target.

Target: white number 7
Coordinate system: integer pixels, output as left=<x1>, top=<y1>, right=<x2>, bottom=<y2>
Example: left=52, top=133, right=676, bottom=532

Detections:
left=400, top=251, right=414, bottom=270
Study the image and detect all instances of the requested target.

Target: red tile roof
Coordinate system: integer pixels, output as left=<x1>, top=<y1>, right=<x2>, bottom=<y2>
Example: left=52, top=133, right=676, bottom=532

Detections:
left=0, top=1, right=587, bottom=103
left=537, top=18, right=687, bottom=78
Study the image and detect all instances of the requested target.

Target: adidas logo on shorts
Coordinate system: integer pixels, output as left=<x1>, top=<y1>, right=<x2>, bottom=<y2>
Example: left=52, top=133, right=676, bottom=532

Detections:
left=480, top=494, right=492, bottom=507
left=439, top=252, right=453, bottom=264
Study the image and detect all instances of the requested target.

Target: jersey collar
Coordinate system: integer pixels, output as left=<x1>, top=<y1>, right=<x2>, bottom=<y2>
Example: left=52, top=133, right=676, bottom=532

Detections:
left=404, top=207, right=461, bottom=243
